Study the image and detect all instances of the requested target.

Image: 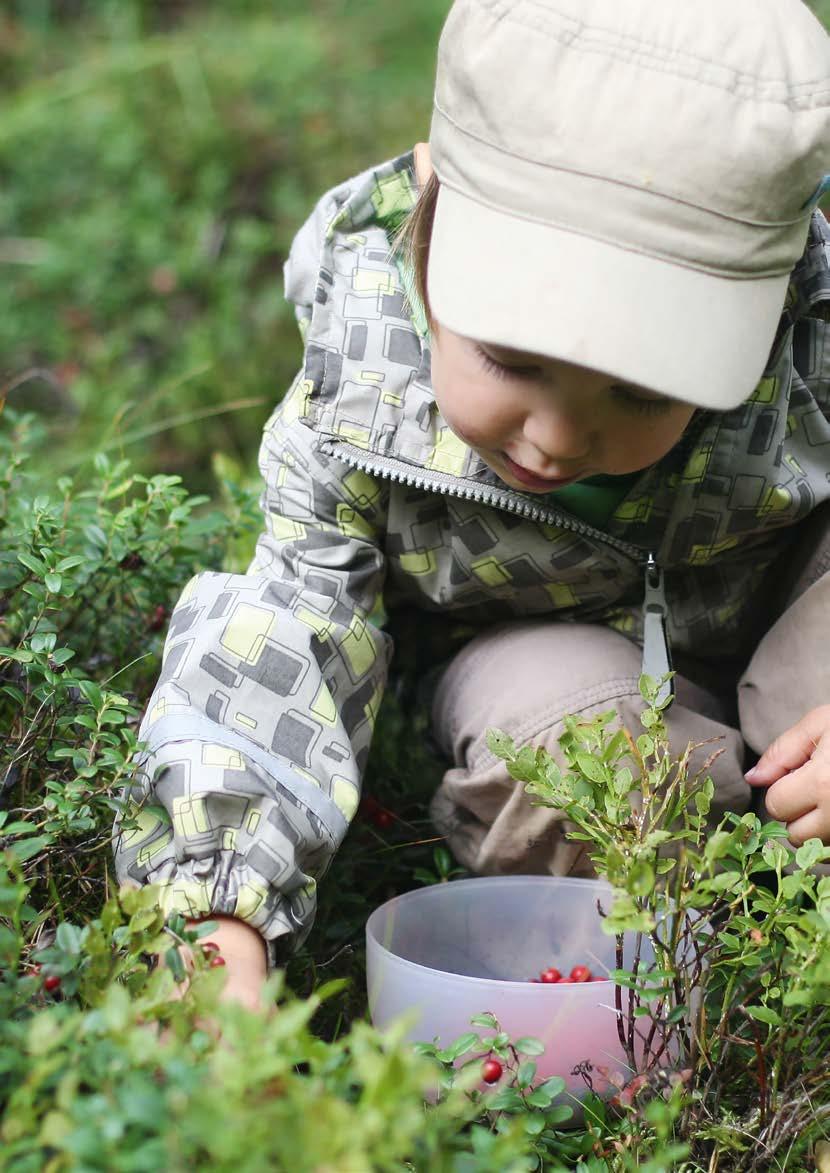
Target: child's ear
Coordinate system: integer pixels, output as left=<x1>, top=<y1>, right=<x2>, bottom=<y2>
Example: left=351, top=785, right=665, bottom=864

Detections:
left=413, top=142, right=434, bottom=187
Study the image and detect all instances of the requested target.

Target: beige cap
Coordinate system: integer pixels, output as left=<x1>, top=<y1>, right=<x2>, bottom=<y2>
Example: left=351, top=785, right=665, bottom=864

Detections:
left=428, top=0, right=830, bottom=409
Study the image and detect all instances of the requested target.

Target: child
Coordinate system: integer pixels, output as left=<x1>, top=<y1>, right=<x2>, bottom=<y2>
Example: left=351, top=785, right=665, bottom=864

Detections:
left=114, top=0, right=830, bottom=1008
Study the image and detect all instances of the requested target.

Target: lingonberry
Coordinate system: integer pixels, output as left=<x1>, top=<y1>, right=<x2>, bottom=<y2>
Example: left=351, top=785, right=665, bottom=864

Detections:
left=481, top=1058, right=503, bottom=1084
left=540, top=967, right=562, bottom=983
left=570, top=964, right=592, bottom=982
left=147, top=604, right=167, bottom=632
left=200, top=940, right=220, bottom=955
left=209, top=955, right=226, bottom=968
left=43, top=975, right=61, bottom=992
left=372, top=809, right=394, bottom=830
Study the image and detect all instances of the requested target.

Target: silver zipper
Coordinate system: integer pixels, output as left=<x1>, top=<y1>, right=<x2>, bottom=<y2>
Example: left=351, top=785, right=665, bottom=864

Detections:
left=322, top=439, right=674, bottom=708
left=322, top=440, right=647, bottom=560
left=642, top=554, right=674, bottom=708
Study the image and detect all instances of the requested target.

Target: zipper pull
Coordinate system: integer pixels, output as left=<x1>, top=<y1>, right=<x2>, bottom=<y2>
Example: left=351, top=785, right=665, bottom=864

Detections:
left=642, top=554, right=674, bottom=709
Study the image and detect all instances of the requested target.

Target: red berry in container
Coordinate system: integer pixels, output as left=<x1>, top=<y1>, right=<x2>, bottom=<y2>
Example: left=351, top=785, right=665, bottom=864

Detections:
left=540, top=967, right=562, bottom=983
left=570, top=965, right=592, bottom=982
left=43, top=975, right=61, bottom=992
left=481, top=1058, right=503, bottom=1084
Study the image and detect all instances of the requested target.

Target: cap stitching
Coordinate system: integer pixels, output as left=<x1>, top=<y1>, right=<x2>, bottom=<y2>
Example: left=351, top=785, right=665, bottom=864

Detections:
left=471, top=0, right=830, bottom=106
left=433, top=101, right=817, bottom=234
left=434, top=170, right=796, bottom=280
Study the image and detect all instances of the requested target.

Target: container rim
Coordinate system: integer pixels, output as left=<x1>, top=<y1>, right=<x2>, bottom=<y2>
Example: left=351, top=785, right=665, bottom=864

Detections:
left=365, top=875, right=618, bottom=989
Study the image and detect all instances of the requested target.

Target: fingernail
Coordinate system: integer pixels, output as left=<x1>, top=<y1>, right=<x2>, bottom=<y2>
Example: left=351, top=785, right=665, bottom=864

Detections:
left=744, top=766, right=759, bottom=781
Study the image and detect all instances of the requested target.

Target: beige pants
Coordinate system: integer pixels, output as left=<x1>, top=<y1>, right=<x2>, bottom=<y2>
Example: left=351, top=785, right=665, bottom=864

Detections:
left=430, top=506, right=830, bottom=875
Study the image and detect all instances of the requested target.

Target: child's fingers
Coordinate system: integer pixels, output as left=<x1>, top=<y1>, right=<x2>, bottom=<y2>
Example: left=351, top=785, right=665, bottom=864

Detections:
left=745, top=705, right=830, bottom=785
left=763, top=765, right=819, bottom=824
left=782, top=806, right=830, bottom=848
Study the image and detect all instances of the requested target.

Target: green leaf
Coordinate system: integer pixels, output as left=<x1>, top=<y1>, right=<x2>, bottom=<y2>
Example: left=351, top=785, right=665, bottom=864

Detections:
left=761, top=839, right=791, bottom=870
left=44, top=572, right=62, bottom=593
left=744, top=1005, right=781, bottom=1027
left=469, top=1012, right=498, bottom=1029
left=795, top=838, right=830, bottom=870
left=17, top=551, right=46, bottom=576
left=56, top=555, right=85, bottom=572
left=543, top=1103, right=573, bottom=1126
left=78, top=679, right=103, bottom=709
left=9, top=835, right=52, bottom=862
left=444, top=1031, right=480, bottom=1060
left=516, top=1060, right=537, bottom=1088
left=537, top=1075, right=566, bottom=1098
left=575, top=752, right=606, bottom=785
left=485, top=729, right=514, bottom=760
left=165, top=945, right=186, bottom=984
left=628, top=858, right=655, bottom=897
left=56, top=921, right=83, bottom=955
left=486, top=1087, right=524, bottom=1111
left=514, top=1037, right=545, bottom=1056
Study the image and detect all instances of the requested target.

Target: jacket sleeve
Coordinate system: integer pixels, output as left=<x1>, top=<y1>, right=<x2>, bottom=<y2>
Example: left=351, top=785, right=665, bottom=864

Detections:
left=112, top=378, right=391, bottom=967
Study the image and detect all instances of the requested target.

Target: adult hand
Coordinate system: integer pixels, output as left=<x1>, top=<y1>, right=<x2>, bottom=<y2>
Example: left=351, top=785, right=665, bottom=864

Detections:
left=745, top=704, right=830, bottom=846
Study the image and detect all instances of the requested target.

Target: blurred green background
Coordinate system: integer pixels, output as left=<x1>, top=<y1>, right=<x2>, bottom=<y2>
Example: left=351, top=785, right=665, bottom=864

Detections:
left=1, top=0, right=451, bottom=491
left=2, top=0, right=828, bottom=494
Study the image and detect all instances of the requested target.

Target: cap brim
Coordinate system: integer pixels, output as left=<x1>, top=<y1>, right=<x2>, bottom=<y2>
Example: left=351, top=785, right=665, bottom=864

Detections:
left=427, top=186, right=791, bottom=411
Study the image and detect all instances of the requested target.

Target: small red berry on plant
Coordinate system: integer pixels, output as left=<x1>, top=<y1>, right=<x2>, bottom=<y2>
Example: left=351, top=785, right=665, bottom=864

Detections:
left=570, top=965, right=592, bottom=982
left=147, top=604, right=167, bottom=632
left=43, top=975, right=61, bottom=992
left=209, top=955, right=226, bottom=968
left=481, top=1058, right=503, bottom=1084
left=372, top=809, right=394, bottom=830
left=200, top=940, right=220, bottom=955
left=540, top=967, right=562, bottom=983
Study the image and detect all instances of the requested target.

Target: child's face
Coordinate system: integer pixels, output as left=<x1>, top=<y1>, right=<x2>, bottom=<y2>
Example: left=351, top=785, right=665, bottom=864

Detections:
left=429, top=320, right=696, bottom=492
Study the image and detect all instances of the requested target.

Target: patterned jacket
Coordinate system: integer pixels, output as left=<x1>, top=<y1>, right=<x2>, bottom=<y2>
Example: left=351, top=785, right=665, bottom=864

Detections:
left=114, top=151, right=830, bottom=967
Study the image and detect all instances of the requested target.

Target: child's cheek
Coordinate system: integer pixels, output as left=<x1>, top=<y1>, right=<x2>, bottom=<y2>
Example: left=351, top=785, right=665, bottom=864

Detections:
left=616, top=409, right=693, bottom=471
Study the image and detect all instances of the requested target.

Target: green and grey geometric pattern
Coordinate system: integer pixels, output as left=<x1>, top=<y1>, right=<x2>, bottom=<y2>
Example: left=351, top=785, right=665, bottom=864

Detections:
left=114, top=151, right=830, bottom=967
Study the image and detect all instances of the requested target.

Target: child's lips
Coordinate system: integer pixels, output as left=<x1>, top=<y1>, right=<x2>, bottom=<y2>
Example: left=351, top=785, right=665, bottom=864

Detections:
left=502, top=455, right=581, bottom=492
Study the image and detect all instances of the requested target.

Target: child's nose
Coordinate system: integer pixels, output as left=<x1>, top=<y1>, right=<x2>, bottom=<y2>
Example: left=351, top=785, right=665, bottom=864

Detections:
left=522, top=408, right=592, bottom=468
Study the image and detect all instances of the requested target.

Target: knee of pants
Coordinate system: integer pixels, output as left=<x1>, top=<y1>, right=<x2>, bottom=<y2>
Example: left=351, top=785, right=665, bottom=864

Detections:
left=432, top=620, right=643, bottom=769
left=430, top=620, right=750, bottom=876
left=432, top=619, right=738, bottom=774
left=739, top=572, right=830, bottom=755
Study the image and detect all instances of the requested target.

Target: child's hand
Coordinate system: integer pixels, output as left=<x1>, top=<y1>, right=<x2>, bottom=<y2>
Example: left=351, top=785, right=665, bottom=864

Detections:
left=178, top=914, right=269, bottom=1012
left=745, top=705, right=830, bottom=846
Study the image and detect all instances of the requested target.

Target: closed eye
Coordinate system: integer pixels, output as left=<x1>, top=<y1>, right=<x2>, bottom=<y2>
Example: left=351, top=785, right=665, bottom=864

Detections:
left=473, top=343, right=542, bottom=381
left=610, top=385, right=674, bottom=416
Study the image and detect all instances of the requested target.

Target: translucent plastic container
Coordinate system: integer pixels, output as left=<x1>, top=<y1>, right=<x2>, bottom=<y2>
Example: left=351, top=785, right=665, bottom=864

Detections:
left=366, top=875, right=644, bottom=1099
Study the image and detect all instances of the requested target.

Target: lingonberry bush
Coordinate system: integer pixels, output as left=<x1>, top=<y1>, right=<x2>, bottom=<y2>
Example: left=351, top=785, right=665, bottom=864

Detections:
left=487, top=677, right=830, bottom=1171
left=4, top=406, right=830, bottom=1170
left=0, top=409, right=246, bottom=924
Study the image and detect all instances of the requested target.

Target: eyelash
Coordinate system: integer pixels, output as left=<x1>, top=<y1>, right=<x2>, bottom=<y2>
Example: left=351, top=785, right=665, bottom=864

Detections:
left=473, top=344, right=540, bottom=381
left=473, top=344, right=673, bottom=417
